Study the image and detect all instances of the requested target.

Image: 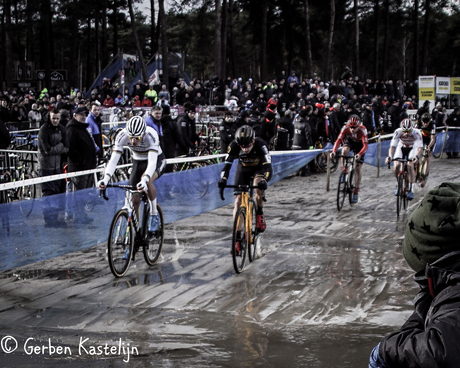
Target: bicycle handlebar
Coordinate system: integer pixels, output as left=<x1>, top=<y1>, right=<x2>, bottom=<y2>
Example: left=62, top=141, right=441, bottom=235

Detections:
left=99, top=183, right=139, bottom=201
left=219, top=184, right=265, bottom=201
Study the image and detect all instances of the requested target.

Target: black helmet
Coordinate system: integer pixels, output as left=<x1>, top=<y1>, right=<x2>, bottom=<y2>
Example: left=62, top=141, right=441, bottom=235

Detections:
left=235, top=125, right=255, bottom=147
left=421, top=113, right=431, bottom=123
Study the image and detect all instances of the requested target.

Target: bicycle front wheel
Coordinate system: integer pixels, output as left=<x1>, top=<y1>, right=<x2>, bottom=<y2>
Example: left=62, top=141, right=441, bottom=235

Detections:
left=248, top=199, right=259, bottom=262
left=396, top=174, right=404, bottom=216
left=143, top=204, right=165, bottom=266
left=232, top=207, right=248, bottom=273
left=337, top=172, right=347, bottom=211
left=108, top=209, right=134, bottom=277
left=403, top=172, right=409, bottom=210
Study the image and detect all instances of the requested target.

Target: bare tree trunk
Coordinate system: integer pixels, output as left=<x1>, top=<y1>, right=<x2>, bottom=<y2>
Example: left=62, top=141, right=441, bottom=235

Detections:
left=221, top=0, right=228, bottom=80
left=41, top=0, right=52, bottom=88
left=25, top=0, right=34, bottom=62
left=229, top=0, right=237, bottom=78
left=421, top=0, right=430, bottom=75
left=382, top=0, right=389, bottom=80
left=324, top=0, right=335, bottom=81
left=85, top=16, right=92, bottom=88
left=150, top=0, right=157, bottom=57
left=112, top=0, right=118, bottom=57
left=101, top=0, right=108, bottom=68
left=95, top=9, right=100, bottom=75
left=69, top=5, right=79, bottom=87
left=304, top=0, right=313, bottom=78
left=158, top=0, right=169, bottom=89
left=128, top=0, right=148, bottom=82
left=260, top=0, right=268, bottom=82
left=214, top=0, right=222, bottom=79
left=354, top=0, right=359, bottom=78
left=413, top=0, right=419, bottom=80
left=3, top=0, right=14, bottom=89
left=373, top=0, right=380, bottom=80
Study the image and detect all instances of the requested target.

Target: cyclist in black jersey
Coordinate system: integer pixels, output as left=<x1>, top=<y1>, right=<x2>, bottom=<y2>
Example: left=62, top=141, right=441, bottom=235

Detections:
left=218, top=125, right=272, bottom=233
left=419, top=113, right=436, bottom=185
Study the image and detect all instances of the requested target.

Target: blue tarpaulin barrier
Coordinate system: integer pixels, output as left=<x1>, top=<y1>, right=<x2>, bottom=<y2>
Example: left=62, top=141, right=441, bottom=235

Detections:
left=0, top=150, right=318, bottom=271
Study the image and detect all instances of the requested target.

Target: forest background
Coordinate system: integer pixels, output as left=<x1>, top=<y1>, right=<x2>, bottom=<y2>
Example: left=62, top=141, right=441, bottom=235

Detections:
left=1, top=0, right=459, bottom=92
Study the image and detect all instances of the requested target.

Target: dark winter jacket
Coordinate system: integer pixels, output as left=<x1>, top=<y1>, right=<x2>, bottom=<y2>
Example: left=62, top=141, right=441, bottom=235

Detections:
left=38, top=122, right=69, bottom=171
left=379, top=251, right=460, bottom=368
left=161, top=115, right=183, bottom=158
left=66, top=118, right=97, bottom=172
left=292, top=116, right=313, bottom=149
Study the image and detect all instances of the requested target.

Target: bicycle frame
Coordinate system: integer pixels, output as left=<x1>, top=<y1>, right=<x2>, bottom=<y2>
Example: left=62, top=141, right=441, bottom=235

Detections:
left=390, top=158, right=410, bottom=216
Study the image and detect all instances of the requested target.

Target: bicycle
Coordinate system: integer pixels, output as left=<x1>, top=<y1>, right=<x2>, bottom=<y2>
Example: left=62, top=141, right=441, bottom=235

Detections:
left=388, top=158, right=410, bottom=217
left=101, top=184, right=164, bottom=277
left=336, top=154, right=362, bottom=211
left=219, top=182, right=262, bottom=273
left=314, top=138, right=338, bottom=173
left=415, top=145, right=430, bottom=187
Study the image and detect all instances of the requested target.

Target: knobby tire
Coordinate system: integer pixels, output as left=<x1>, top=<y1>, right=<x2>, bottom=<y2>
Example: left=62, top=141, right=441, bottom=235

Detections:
left=108, top=209, right=134, bottom=277
left=143, top=204, right=165, bottom=266
left=232, top=207, right=248, bottom=273
left=248, top=199, right=259, bottom=262
left=337, top=172, right=347, bottom=211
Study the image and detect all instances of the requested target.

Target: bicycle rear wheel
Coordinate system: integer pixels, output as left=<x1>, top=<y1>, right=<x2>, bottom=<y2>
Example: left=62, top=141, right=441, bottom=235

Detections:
left=248, top=199, right=259, bottom=262
left=108, top=209, right=133, bottom=277
left=348, top=168, right=355, bottom=205
left=143, top=204, right=165, bottom=266
left=337, top=172, right=347, bottom=211
left=396, top=174, right=404, bottom=216
left=232, top=207, right=248, bottom=273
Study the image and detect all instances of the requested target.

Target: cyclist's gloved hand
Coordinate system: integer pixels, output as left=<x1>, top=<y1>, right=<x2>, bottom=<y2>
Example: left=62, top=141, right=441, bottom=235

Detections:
left=218, top=178, right=227, bottom=189
left=97, top=179, right=106, bottom=189
left=330, top=151, right=335, bottom=159
left=385, top=156, right=391, bottom=164
left=257, top=180, right=267, bottom=190
left=137, top=176, right=149, bottom=192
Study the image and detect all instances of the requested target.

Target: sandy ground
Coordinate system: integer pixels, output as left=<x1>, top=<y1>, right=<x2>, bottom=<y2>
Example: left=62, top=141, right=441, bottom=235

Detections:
left=1, top=157, right=460, bottom=368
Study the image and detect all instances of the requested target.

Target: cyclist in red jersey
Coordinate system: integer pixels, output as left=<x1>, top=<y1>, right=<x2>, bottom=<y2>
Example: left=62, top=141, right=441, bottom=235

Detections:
left=330, top=115, right=368, bottom=203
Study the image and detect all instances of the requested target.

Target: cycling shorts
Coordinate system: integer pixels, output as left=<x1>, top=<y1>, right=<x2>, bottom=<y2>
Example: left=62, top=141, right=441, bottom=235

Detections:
left=343, top=138, right=365, bottom=160
left=129, top=152, right=166, bottom=187
left=394, top=146, right=416, bottom=160
left=422, top=135, right=434, bottom=150
left=233, top=164, right=273, bottom=195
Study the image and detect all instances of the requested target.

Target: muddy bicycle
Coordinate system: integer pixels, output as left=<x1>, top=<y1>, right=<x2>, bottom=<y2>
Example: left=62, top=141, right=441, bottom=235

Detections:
left=101, top=184, right=164, bottom=277
left=336, top=154, right=362, bottom=211
left=389, top=158, right=411, bottom=217
left=220, top=183, right=262, bottom=273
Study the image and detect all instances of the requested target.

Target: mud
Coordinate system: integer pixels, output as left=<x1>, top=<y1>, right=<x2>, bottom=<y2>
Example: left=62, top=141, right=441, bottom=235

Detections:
left=1, top=158, right=460, bottom=367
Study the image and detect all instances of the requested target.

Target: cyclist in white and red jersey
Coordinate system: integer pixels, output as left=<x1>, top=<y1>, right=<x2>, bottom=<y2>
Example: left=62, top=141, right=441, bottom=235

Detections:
left=385, top=118, right=423, bottom=200
left=330, top=115, right=368, bottom=203
left=98, top=116, right=166, bottom=234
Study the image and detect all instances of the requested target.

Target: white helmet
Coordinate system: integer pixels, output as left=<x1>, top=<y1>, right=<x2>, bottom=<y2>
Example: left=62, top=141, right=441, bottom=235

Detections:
left=126, top=116, right=146, bottom=137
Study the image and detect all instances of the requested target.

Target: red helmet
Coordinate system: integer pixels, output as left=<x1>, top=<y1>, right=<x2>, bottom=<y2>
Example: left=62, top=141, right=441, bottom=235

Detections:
left=401, top=118, right=413, bottom=132
left=347, top=114, right=360, bottom=127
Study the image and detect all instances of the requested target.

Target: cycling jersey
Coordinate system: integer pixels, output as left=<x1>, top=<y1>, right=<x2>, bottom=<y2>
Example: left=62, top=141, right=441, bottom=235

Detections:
left=390, top=128, right=423, bottom=149
left=420, top=121, right=436, bottom=145
left=104, top=126, right=163, bottom=182
left=221, top=137, right=272, bottom=181
left=332, top=124, right=368, bottom=156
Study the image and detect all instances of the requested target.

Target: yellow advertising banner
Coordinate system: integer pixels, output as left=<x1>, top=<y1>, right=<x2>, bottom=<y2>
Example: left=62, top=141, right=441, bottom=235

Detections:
left=451, top=78, right=460, bottom=95
left=419, top=88, right=435, bottom=100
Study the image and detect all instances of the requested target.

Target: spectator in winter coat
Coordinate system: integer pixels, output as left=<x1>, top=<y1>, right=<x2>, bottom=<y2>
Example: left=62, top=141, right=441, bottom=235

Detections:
left=369, top=182, right=460, bottom=368
left=219, top=111, right=234, bottom=154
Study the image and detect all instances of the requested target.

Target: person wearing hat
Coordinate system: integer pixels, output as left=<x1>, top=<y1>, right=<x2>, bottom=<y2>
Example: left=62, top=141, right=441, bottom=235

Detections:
left=219, top=110, right=235, bottom=154
left=175, top=103, right=199, bottom=156
left=369, top=182, right=460, bottom=367
left=66, top=106, right=97, bottom=194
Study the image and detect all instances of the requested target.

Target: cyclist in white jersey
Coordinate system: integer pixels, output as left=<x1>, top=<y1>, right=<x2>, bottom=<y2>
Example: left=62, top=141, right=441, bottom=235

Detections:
left=98, top=116, right=165, bottom=233
left=385, top=118, right=423, bottom=200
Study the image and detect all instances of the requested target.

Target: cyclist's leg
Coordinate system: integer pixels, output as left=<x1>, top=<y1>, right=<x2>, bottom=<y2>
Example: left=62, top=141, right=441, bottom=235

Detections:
left=253, top=167, right=272, bottom=232
left=233, top=163, right=249, bottom=219
left=351, top=141, right=364, bottom=193
left=129, top=159, right=147, bottom=218
left=393, top=146, right=404, bottom=179
left=407, top=147, right=417, bottom=185
left=341, top=145, right=351, bottom=171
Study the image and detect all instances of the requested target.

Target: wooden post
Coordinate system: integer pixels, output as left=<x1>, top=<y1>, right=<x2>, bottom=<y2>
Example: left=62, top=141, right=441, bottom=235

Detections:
left=326, top=151, right=330, bottom=191
left=377, top=135, right=381, bottom=178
